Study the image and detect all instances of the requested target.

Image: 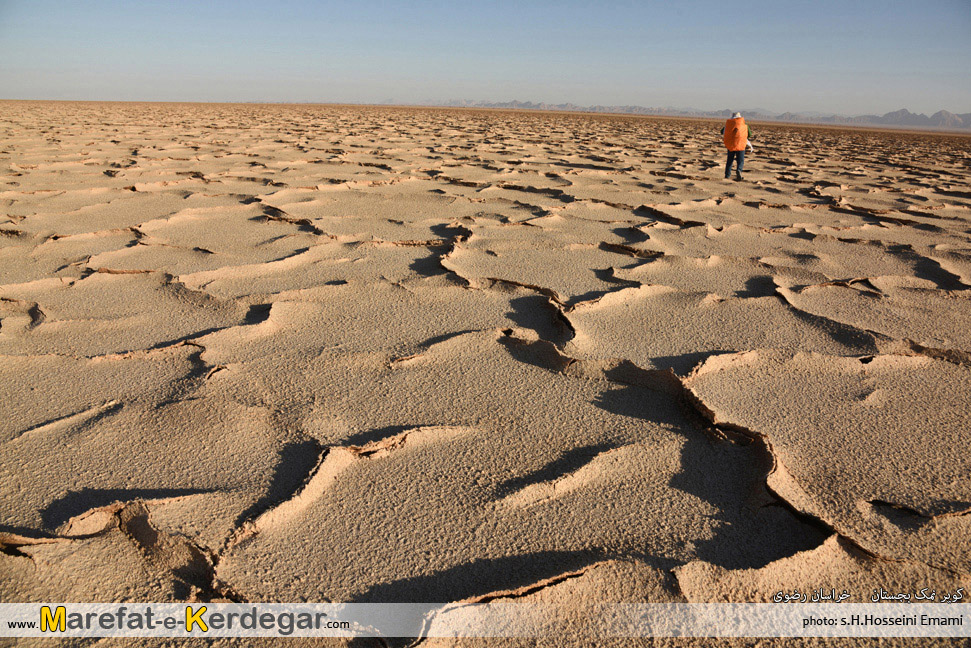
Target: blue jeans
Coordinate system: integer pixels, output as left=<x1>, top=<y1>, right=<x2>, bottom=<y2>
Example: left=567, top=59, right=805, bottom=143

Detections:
left=725, top=150, right=745, bottom=176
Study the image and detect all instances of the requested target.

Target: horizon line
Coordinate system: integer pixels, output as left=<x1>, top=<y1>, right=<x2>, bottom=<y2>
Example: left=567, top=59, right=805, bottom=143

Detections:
left=3, top=96, right=970, bottom=117
left=3, top=98, right=971, bottom=134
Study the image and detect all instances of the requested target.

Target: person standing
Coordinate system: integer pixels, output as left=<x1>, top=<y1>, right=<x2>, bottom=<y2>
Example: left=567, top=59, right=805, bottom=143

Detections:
left=721, top=112, right=751, bottom=180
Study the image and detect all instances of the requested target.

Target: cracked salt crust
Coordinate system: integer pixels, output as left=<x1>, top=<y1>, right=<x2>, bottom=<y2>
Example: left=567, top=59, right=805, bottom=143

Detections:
left=1, top=103, right=969, bottom=640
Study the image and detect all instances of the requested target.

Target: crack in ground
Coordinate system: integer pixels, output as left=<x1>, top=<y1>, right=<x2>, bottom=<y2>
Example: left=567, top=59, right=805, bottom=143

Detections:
left=680, top=370, right=970, bottom=578
left=6, top=400, right=121, bottom=445
left=408, top=566, right=595, bottom=647
left=219, top=426, right=469, bottom=562
left=634, top=204, right=706, bottom=228
left=1, top=500, right=242, bottom=601
left=0, top=297, right=47, bottom=330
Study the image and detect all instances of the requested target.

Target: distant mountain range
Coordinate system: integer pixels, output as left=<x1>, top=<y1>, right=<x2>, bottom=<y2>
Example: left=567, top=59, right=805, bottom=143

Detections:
left=422, top=100, right=971, bottom=131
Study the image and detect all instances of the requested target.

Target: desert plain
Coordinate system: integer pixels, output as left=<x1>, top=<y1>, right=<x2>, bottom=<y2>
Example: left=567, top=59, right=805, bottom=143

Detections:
left=0, top=101, right=970, bottom=645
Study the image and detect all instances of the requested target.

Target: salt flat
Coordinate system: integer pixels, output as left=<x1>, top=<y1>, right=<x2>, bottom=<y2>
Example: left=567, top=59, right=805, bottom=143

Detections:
left=1, top=101, right=969, bottom=646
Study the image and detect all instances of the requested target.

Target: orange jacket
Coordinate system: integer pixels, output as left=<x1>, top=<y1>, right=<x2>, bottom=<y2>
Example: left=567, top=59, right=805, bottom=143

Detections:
left=723, top=117, right=748, bottom=151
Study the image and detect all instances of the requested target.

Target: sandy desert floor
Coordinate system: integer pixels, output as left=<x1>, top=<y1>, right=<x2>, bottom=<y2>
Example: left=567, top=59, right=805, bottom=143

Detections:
left=1, top=101, right=969, bottom=646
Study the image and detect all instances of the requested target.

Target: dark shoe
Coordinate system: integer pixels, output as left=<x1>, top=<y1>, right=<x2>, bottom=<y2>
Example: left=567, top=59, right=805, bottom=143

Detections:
left=735, top=173, right=743, bottom=181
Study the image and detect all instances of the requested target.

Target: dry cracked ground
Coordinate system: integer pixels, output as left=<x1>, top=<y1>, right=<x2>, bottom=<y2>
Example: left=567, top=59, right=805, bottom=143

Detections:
left=1, top=101, right=969, bottom=647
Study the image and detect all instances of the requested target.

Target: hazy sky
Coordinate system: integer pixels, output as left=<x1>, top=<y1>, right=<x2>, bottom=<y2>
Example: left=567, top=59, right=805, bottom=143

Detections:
left=1, top=0, right=969, bottom=115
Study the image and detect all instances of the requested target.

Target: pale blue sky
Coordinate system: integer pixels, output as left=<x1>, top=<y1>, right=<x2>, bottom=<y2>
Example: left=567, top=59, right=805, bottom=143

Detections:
left=1, top=0, right=969, bottom=114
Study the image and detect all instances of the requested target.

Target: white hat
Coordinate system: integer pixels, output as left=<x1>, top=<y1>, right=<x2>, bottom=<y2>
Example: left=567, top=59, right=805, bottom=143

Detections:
left=732, top=112, right=742, bottom=118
